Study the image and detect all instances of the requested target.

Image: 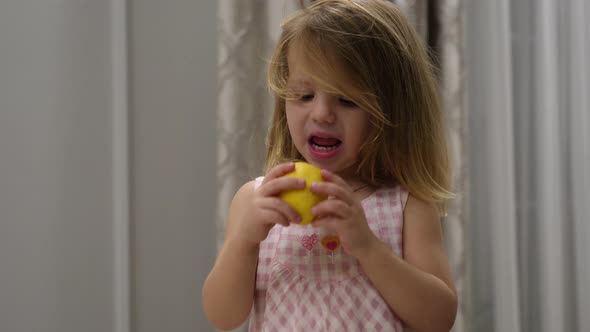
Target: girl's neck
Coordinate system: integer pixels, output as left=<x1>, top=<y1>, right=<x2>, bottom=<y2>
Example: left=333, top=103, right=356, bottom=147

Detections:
left=353, top=183, right=375, bottom=201
left=340, top=176, right=374, bottom=201
left=332, top=164, right=374, bottom=198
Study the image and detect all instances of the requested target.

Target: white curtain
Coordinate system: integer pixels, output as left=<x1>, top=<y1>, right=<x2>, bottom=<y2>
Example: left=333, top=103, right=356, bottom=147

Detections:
left=217, top=1, right=296, bottom=251
left=464, top=0, right=590, bottom=331
left=436, top=1, right=466, bottom=331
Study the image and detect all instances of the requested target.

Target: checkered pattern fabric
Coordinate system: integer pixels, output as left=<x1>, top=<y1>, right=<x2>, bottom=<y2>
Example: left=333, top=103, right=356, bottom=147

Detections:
left=249, top=177, right=408, bottom=331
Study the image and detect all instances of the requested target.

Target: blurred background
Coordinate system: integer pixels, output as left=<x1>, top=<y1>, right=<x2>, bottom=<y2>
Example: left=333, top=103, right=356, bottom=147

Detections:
left=0, top=0, right=587, bottom=331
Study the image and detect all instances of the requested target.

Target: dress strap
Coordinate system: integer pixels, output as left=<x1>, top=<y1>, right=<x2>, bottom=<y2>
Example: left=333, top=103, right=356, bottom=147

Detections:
left=400, top=187, right=410, bottom=210
left=254, top=176, right=264, bottom=190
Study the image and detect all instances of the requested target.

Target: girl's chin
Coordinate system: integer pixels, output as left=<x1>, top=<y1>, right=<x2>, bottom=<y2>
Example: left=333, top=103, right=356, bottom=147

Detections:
left=301, top=158, right=358, bottom=177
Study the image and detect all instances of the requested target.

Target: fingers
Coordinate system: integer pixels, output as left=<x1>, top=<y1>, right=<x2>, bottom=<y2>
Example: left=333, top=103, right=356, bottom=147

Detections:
left=253, top=162, right=306, bottom=227
left=311, top=217, right=339, bottom=230
left=310, top=181, right=354, bottom=205
left=259, top=209, right=290, bottom=227
left=262, top=162, right=296, bottom=183
left=311, top=199, right=350, bottom=219
left=258, top=197, right=301, bottom=226
left=320, top=169, right=351, bottom=190
left=258, top=176, right=305, bottom=197
left=259, top=162, right=306, bottom=196
left=311, top=169, right=355, bottom=205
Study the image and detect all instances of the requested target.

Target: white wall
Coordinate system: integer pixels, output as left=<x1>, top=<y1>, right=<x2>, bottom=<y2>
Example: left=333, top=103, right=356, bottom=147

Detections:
left=0, top=0, right=218, bottom=331
left=129, top=0, right=218, bottom=331
left=0, top=1, right=116, bottom=331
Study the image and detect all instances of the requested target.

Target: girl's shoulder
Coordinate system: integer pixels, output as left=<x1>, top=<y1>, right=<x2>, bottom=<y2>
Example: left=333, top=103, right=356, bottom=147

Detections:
left=228, top=180, right=257, bottom=213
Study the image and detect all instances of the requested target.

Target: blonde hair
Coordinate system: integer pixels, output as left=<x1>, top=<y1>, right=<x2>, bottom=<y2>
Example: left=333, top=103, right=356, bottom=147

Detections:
left=265, top=0, right=453, bottom=204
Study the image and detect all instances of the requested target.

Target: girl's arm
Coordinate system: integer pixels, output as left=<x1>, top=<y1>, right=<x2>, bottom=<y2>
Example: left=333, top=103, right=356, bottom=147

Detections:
left=202, top=163, right=305, bottom=331
left=357, top=195, right=457, bottom=332
left=202, top=181, right=259, bottom=331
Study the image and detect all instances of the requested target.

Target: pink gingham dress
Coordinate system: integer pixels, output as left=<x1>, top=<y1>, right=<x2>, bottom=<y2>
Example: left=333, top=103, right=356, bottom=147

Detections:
left=249, top=177, right=408, bottom=331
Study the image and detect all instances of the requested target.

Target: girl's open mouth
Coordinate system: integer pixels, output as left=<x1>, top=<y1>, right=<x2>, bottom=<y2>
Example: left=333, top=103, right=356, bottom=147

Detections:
left=308, top=136, right=341, bottom=159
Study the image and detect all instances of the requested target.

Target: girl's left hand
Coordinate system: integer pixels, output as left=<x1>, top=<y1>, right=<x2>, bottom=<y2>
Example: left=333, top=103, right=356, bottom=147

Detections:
left=310, top=169, right=379, bottom=258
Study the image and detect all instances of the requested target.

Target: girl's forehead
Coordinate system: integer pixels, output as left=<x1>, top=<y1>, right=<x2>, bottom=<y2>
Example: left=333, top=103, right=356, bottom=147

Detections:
left=286, top=50, right=317, bottom=80
left=286, top=61, right=321, bottom=88
left=286, top=66, right=313, bottom=87
left=286, top=47, right=353, bottom=91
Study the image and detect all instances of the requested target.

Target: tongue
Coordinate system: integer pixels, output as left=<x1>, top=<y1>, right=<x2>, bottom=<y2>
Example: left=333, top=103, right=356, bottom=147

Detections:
left=312, top=136, right=340, bottom=146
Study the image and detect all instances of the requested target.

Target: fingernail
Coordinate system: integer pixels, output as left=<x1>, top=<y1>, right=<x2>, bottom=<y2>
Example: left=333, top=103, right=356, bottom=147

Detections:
left=293, top=217, right=302, bottom=224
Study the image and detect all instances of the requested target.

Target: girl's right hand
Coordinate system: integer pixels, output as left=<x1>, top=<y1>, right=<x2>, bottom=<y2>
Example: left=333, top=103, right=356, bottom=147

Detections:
left=233, top=162, right=305, bottom=246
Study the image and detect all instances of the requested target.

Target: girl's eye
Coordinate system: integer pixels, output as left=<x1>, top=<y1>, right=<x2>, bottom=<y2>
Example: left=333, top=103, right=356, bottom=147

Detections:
left=300, top=94, right=314, bottom=102
left=339, top=98, right=357, bottom=107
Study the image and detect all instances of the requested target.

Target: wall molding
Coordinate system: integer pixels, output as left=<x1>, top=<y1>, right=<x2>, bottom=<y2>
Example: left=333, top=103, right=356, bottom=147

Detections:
left=110, top=0, right=131, bottom=331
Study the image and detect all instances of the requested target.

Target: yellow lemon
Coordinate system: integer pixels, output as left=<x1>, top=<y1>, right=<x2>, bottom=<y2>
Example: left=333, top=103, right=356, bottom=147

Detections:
left=280, top=162, right=327, bottom=225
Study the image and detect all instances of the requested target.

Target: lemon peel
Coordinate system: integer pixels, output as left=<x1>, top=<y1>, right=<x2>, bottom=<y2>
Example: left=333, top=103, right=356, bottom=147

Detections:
left=280, top=162, right=327, bottom=225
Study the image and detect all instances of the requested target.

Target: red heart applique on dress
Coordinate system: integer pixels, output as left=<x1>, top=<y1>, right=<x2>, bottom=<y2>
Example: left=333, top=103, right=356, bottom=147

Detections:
left=300, top=234, right=319, bottom=251
left=321, top=236, right=340, bottom=252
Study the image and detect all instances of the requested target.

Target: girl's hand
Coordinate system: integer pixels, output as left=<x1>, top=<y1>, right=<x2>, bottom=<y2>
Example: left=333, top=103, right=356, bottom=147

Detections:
left=233, top=162, right=305, bottom=247
left=309, top=169, right=379, bottom=258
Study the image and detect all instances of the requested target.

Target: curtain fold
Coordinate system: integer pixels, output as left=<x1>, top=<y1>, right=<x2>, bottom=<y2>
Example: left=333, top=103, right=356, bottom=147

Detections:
left=217, top=0, right=278, bottom=251
left=464, top=0, right=521, bottom=330
left=567, top=1, right=590, bottom=330
left=436, top=1, right=466, bottom=331
left=466, top=0, right=590, bottom=331
left=531, top=1, right=569, bottom=330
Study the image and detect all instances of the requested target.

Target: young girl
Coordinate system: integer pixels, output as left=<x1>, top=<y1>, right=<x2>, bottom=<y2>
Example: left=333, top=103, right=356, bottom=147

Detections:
left=203, top=0, right=457, bottom=331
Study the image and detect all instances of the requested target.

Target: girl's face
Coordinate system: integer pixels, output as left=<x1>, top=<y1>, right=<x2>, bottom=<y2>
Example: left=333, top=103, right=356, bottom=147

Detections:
left=285, top=52, right=371, bottom=180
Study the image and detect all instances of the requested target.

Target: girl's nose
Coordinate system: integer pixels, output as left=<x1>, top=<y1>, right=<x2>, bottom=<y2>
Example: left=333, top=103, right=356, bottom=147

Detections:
left=310, top=97, right=336, bottom=124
